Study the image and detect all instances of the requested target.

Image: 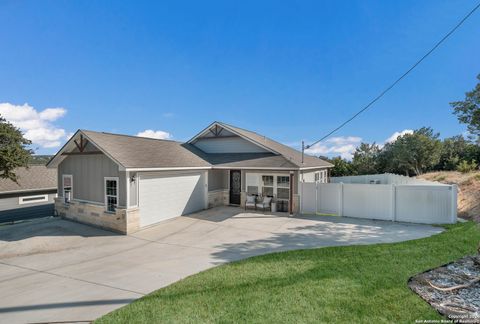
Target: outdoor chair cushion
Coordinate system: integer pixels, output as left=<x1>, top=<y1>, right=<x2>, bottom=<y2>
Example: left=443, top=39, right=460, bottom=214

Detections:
left=256, top=196, right=272, bottom=208
left=246, top=195, right=256, bottom=204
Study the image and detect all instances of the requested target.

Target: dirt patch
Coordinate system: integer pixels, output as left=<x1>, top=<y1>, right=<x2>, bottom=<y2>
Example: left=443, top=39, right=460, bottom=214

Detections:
left=409, top=255, right=480, bottom=323
left=418, top=171, right=480, bottom=222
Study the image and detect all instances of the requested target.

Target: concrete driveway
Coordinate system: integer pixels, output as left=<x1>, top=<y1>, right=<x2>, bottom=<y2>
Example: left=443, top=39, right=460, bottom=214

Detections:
left=0, top=207, right=442, bottom=323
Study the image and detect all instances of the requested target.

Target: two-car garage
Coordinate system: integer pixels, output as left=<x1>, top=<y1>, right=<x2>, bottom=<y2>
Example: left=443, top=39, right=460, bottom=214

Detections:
left=137, top=171, right=208, bottom=227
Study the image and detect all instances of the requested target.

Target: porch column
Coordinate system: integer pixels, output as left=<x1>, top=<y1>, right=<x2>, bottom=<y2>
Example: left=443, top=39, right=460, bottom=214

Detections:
left=289, top=171, right=294, bottom=215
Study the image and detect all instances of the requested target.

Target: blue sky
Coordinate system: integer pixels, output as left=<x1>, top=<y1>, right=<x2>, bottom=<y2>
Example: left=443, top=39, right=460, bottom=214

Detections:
left=1, top=0, right=479, bottom=158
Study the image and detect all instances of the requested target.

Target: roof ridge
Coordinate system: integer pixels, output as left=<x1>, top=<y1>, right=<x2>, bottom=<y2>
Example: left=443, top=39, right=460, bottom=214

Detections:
left=81, top=129, right=181, bottom=143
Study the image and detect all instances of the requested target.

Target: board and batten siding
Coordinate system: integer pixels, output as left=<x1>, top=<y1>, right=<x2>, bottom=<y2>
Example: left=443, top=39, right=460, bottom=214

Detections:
left=208, top=170, right=228, bottom=191
left=58, top=153, right=127, bottom=207
left=193, top=137, right=269, bottom=154
left=128, top=172, right=138, bottom=207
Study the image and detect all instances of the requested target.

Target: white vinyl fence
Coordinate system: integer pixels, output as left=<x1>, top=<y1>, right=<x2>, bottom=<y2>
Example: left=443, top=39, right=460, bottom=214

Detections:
left=300, top=174, right=457, bottom=224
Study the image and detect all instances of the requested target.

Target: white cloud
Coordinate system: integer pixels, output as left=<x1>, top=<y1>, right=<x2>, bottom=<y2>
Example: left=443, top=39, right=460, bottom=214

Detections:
left=305, top=136, right=362, bottom=160
left=162, top=112, right=174, bottom=118
left=136, top=129, right=172, bottom=140
left=39, top=107, right=66, bottom=121
left=385, top=129, right=413, bottom=143
left=0, top=102, right=69, bottom=149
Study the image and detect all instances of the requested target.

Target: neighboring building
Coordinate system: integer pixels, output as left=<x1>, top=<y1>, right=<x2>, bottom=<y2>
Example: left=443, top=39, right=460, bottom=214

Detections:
left=0, top=165, right=57, bottom=223
left=47, top=121, right=332, bottom=234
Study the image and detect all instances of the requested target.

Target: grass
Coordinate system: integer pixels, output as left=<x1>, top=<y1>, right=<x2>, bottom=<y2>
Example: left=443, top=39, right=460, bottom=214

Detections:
left=97, top=222, right=480, bottom=324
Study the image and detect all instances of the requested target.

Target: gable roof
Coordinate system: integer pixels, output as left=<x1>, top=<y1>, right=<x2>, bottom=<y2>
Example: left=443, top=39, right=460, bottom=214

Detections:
left=82, top=131, right=212, bottom=170
left=189, top=122, right=332, bottom=169
left=0, top=165, right=57, bottom=193
left=48, top=123, right=332, bottom=171
left=47, top=130, right=211, bottom=170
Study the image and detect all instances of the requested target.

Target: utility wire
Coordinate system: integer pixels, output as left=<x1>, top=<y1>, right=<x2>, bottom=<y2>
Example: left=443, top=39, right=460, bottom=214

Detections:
left=304, top=2, right=480, bottom=151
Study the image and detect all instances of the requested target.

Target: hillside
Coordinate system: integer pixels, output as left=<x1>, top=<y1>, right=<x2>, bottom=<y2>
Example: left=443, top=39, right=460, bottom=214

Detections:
left=417, top=171, right=480, bottom=222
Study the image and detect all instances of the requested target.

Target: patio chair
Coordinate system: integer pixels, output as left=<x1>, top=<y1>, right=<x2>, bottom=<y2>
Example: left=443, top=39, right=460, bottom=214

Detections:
left=245, top=195, right=257, bottom=211
left=256, top=196, right=273, bottom=213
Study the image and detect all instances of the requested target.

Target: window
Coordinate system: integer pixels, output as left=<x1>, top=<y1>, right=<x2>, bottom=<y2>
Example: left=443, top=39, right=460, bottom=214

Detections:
left=247, top=186, right=258, bottom=195
left=314, top=172, right=320, bottom=182
left=105, top=177, right=118, bottom=212
left=262, top=175, right=274, bottom=197
left=321, top=170, right=327, bottom=183
left=277, top=176, right=290, bottom=200
left=19, top=194, right=48, bottom=205
left=63, top=175, right=72, bottom=203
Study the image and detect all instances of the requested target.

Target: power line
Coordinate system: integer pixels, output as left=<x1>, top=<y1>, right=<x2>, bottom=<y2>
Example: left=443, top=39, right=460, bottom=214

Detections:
left=304, top=2, right=480, bottom=153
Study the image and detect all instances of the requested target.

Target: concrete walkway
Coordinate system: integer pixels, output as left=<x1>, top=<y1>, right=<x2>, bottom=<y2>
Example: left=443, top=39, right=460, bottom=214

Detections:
left=0, top=207, right=442, bottom=323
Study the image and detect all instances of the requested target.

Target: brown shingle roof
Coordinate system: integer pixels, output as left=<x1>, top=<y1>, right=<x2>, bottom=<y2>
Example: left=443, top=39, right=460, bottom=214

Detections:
left=205, top=153, right=298, bottom=169
left=0, top=165, right=57, bottom=193
left=82, top=131, right=211, bottom=169
left=49, top=123, right=332, bottom=170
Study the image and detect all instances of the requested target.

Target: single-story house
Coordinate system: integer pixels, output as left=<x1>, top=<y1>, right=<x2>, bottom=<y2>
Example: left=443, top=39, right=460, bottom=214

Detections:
left=0, top=165, right=57, bottom=223
left=47, top=121, right=332, bottom=233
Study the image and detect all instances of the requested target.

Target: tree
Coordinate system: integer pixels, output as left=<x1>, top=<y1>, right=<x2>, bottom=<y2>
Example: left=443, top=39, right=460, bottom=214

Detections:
left=351, top=143, right=380, bottom=175
left=0, top=117, right=32, bottom=182
left=329, top=156, right=354, bottom=177
left=437, top=135, right=468, bottom=171
left=451, top=74, right=480, bottom=139
left=379, top=127, right=442, bottom=176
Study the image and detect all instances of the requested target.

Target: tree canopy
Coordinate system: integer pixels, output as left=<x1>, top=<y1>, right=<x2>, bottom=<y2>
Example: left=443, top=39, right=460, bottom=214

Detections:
left=451, top=74, right=480, bottom=140
left=351, top=143, right=380, bottom=175
left=0, top=117, right=32, bottom=182
left=322, top=127, right=478, bottom=177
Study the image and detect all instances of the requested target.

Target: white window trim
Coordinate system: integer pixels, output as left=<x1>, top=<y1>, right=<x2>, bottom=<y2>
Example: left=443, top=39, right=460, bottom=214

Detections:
left=19, top=194, right=48, bottom=205
left=62, top=174, right=73, bottom=203
left=104, top=177, right=119, bottom=213
left=246, top=172, right=291, bottom=200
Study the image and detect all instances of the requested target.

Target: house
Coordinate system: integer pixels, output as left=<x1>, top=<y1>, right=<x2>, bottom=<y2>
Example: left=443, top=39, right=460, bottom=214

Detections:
left=0, top=165, right=57, bottom=223
left=46, top=121, right=332, bottom=233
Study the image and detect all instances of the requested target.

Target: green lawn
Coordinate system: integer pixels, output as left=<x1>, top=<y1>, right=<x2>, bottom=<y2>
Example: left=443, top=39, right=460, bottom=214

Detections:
left=97, top=222, right=479, bottom=324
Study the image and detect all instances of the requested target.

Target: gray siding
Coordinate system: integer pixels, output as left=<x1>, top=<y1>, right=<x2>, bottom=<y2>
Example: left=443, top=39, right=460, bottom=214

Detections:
left=0, top=192, right=56, bottom=223
left=58, top=153, right=126, bottom=207
left=208, top=170, right=228, bottom=191
left=129, top=172, right=138, bottom=207
left=194, top=136, right=269, bottom=153
left=0, top=193, right=56, bottom=211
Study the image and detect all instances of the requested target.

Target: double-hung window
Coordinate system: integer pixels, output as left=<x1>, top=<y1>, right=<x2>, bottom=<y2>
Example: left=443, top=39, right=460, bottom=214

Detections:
left=262, top=175, right=274, bottom=197
left=63, top=175, right=72, bottom=203
left=105, top=177, right=118, bottom=213
left=276, top=176, right=290, bottom=200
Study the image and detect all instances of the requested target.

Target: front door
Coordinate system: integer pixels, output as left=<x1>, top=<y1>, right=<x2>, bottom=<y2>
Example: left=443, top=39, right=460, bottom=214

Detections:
left=229, top=170, right=241, bottom=205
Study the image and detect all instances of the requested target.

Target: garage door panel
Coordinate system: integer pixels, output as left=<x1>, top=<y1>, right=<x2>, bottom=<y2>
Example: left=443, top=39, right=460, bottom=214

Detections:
left=139, top=172, right=206, bottom=227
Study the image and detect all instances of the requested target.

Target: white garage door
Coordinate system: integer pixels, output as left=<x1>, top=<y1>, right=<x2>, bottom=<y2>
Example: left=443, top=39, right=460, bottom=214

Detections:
left=139, top=171, right=207, bottom=227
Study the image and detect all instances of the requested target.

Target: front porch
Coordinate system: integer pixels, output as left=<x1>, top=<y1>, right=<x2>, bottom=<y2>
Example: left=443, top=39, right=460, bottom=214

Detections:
left=207, top=169, right=300, bottom=214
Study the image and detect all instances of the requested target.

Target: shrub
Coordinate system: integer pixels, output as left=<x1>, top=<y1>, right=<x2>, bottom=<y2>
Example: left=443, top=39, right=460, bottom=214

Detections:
left=456, top=160, right=478, bottom=173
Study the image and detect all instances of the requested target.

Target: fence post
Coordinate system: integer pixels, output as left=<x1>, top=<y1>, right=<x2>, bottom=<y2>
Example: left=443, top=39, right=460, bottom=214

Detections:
left=451, top=184, right=458, bottom=224
left=391, top=184, right=396, bottom=222
left=338, top=183, right=344, bottom=216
